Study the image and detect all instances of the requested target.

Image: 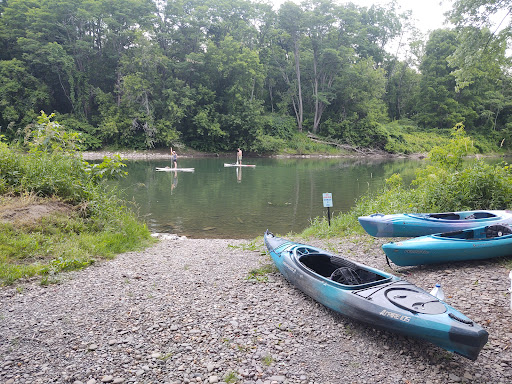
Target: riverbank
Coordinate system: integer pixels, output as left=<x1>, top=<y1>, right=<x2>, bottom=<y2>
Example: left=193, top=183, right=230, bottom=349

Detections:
left=80, top=148, right=417, bottom=161
left=1, top=235, right=510, bottom=384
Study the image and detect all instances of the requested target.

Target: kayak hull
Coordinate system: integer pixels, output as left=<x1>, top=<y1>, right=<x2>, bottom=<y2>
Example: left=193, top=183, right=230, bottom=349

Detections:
left=264, top=231, right=488, bottom=360
left=358, top=210, right=512, bottom=237
left=383, top=224, right=512, bottom=266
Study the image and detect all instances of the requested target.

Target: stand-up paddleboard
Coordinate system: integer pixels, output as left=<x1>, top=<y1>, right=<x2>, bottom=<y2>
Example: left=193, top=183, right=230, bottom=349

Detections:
left=224, top=163, right=256, bottom=167
left=156, top=167, right=195, bottom=172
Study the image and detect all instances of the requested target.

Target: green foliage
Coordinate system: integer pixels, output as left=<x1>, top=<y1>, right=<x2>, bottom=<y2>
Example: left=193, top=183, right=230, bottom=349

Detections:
left=279, top=132, right=341, bottom=155
left=414, top=160, right=512, bottom=211
left=427, top=123, right=475, bottom=169
left=302, top=124, right=512, bottom=238
left=246, top=264, right=277, bottom=282
left=223, top=371, right=239, bottom=384
left=82, top=155, right=128, bottom=182
left=384, top=121, right=453, bottom=154
left=0, top=206, right=154, bottom=285
left=1, top=0, right=511, bottom=152
left=0, top=115, right=152, bottom=285
left=448, top=0, right=511, bottom=90
left=251, top=134, right=286, bottom=153
left=0, top=59, right=48, bottom=136
left=25, top=111, right=82, bottom=153
left=55, top=114, right=103, bottom=150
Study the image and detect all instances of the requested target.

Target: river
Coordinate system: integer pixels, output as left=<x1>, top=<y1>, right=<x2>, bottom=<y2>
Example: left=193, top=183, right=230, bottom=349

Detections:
left=111, top=156, right=424, bottom=238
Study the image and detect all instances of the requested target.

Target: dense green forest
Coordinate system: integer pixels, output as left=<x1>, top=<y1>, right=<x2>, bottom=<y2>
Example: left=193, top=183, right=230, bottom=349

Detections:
left=0, top=0, right=511, bottom=153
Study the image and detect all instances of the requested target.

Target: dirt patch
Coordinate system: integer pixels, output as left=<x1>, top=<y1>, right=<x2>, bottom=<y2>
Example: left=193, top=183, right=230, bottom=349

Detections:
left=0, top=196, right=75, bottom=226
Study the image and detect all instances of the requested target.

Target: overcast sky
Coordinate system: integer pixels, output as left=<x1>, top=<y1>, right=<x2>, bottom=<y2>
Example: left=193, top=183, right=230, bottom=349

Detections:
left=347, top=0, right=452, bottom=33
left=268, top=0, right=453, bottom=34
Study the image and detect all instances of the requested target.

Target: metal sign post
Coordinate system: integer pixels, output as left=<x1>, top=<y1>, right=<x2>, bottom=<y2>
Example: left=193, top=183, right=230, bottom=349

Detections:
left=323, top=193, right=333, bottom=226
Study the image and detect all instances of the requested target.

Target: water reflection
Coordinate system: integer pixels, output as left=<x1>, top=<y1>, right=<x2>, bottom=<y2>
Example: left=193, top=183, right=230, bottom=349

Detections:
left=236, top=167, right=242, bottom=183
left=113, top=157, right=423, bottom=238
left=170, top=171, right=178, bottom=194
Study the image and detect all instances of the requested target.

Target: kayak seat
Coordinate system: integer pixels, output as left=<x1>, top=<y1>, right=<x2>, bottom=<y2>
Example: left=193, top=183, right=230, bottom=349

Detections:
left=439, top=229, right=475, bottom=239
left=429, top=213, right=460, bottom=220
left=485, top=224, right=512, bottom=238
left=465, top=212, right=495, bottom=220
left=298, top=254, right=388, bottom=285
left=330, top=267, right=362, bottom=285
left=473, top=211, right=497, bottom=219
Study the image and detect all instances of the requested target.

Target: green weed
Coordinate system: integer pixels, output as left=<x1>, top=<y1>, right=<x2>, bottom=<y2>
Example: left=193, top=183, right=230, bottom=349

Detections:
left=228, top=237, right=263, bottom=252
left=223, top=371, right=239, bottom=383
left=246, top=264, right=277, bottom=282
left=262, top=354, right=274, bottom=366
left=159, top=352, right=173, bottom=361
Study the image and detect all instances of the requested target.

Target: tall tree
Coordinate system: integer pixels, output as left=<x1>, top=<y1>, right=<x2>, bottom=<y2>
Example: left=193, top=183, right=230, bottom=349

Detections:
left=415, top=30, right=468, bottom=129
left=448, top=0, right=512, bottom=90
left=278, top=1, right=305, bottom=132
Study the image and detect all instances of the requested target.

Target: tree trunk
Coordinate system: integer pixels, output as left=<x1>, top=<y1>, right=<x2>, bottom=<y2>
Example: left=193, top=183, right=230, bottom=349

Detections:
left=293, top=39, right=303, bottom=132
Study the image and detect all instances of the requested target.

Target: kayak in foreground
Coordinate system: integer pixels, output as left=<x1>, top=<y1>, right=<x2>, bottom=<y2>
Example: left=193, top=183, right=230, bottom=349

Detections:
left=156, top=167, right=195, bottom=172
left=264, top=230, right=488, bottom=361
left=383, top=224, right=512, bottom=266
left=358, top=210, right=512, bottom=237
left=223, top=163, right=256, bottom=167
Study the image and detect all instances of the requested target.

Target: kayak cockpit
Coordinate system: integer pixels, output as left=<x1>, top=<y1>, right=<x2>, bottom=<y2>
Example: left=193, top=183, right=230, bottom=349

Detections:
left=297, top=252, right=391, bottom=287
left=426, top=211, right=497, bottom=220
left=436, top=224, right=512, bottom=240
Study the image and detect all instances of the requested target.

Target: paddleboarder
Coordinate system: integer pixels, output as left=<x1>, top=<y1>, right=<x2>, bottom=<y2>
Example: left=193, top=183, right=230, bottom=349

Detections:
left=236, top=148, right=242, bottom=165
left=171, top=148, right=178, bottom=169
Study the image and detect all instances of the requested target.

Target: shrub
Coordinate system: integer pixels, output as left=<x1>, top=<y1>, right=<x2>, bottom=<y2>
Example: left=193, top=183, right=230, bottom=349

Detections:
left=302, top=124, right=512, bottom=238
left=0, top=112, right=152, bottom=285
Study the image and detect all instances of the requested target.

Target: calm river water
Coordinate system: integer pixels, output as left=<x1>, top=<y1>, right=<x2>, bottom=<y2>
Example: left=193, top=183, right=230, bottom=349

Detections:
left=112, top=157, right=423, bottom=238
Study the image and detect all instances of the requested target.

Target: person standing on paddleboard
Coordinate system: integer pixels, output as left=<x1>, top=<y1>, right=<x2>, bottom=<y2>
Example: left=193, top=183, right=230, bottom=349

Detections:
left=236, top=148, right=242, bottom=165
left=171, top=147, right=178, bottom=169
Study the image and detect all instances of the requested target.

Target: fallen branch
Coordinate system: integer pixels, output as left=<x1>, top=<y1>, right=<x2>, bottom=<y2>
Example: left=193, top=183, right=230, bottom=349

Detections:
left=307, top=133, right=369, bottom=154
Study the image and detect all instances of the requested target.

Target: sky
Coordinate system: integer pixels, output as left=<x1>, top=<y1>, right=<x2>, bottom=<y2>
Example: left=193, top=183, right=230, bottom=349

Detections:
left=269, top=0, right=454, bottom=34
left=347, top=0, right=453, bottom=33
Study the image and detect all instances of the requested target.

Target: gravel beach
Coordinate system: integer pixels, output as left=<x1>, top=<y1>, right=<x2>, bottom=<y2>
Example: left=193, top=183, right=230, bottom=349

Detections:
left=1, top=235, right=511, bottom=384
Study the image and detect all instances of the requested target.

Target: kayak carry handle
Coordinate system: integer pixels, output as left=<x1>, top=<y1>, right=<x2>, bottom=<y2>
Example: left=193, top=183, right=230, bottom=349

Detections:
left=449, top=312, right=474, bottom=326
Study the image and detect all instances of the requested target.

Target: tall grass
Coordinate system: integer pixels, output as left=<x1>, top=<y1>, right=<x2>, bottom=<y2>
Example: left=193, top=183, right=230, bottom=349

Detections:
left=0, top=141, right=153, bottom=285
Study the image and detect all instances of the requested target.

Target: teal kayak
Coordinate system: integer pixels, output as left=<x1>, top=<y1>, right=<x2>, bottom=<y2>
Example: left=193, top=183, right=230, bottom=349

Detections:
left=382, top=224, right=512, bottom=266
left=358, top=210, right=512, bottom=237
left=264, top=230, right=488, bottom=360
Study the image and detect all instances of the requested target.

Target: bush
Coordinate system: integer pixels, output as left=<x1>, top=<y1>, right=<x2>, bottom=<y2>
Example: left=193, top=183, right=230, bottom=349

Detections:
left=251, top=133, right=286, bottom=153
left=302, top=124, right=512, bottom=238
left=0, top=112, right=152, bottom=285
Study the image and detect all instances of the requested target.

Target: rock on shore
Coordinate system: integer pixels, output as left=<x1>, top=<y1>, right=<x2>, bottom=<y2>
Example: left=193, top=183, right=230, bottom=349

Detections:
left=1, top=236, right=511, bottom=384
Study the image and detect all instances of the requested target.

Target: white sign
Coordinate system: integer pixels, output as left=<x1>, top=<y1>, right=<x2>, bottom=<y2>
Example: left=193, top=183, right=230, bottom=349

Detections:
left=323, top=193, right=333, bottom=208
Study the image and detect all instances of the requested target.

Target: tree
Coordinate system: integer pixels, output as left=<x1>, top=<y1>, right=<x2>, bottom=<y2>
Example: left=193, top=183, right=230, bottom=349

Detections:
left=384, top=61, right=421, bottom=120
left=415, top=30, right=470, bottom=129
left=448, top=0, right=512, bottom=90
left=0, top=59, right=49, bottom=136
left=278, top=1, right=305, bottom=132
left=303, top=0, right=351, bottom=134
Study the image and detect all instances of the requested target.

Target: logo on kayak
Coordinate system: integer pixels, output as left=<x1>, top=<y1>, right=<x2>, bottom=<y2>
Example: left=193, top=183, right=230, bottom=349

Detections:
left=404, top=250, right=429, bottom=254
left=283, top=261, right=296, bottom=273
left=380, top=309, right=411, bottom=322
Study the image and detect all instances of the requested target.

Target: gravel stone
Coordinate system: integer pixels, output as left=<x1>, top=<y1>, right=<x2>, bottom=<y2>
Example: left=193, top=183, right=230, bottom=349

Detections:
left=1, top=237, right=511, bottom=384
